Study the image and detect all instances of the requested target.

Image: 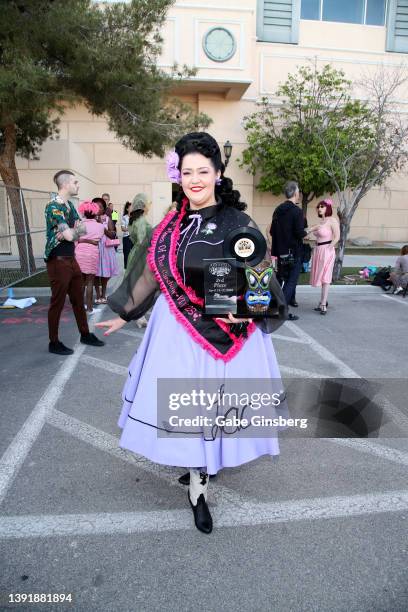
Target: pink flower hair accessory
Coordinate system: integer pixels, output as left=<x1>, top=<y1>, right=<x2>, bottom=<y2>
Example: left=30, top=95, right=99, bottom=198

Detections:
left=166, top=150, right=181, bottom=184
left=323, top=198, right=333, bottom=206
left=78, top=200, right=100, bottom=216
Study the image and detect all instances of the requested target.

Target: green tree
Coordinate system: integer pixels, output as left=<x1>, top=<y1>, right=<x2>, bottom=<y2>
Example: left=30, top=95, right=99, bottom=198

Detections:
left=240, top=62, right=387, bottom=278
left=240, top=63, right=354, bottom=214
left=318, top=66, right=408, bottom=278
left=0, top=0, right=210, bottom=273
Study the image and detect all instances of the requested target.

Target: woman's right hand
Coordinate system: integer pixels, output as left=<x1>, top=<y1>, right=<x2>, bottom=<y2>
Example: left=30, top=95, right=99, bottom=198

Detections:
left=215, top=313, right=253, bottom=324
left=95, top=317, right=126, bottom=336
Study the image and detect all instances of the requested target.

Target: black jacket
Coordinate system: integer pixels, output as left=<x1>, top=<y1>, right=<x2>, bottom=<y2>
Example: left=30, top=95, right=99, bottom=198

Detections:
left=270, top=200, right=307, bottom=259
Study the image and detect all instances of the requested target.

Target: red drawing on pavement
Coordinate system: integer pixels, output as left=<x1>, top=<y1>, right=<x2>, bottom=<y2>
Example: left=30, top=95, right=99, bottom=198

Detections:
left=0, top=304, right=72, bottom=325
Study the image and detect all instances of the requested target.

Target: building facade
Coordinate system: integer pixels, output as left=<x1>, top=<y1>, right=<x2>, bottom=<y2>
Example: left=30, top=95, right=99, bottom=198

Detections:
left=11, top=0, right=408, bottom=255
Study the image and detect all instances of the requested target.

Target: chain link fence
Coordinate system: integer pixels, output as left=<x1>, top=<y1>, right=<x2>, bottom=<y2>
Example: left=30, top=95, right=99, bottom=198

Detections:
left=0, top=183, right=54, bottom=289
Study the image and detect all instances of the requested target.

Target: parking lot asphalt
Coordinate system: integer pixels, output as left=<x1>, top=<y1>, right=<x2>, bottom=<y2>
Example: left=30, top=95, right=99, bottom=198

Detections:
left=0, top=286, right=407, bottom=612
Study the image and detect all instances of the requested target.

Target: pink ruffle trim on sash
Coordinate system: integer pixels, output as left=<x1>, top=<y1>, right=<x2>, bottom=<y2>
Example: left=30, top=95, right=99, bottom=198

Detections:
left=147, top=201, right=256, bottom=363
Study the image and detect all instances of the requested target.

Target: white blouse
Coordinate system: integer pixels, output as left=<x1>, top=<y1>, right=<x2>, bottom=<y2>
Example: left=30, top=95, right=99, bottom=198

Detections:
left=121, top=214, right=130, bottom=238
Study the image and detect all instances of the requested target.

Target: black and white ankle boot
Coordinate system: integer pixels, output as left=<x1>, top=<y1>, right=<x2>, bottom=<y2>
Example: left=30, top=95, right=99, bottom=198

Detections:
left=178, top=471, right=216, bottom=486
left=188, top=469, right=213, bottom=534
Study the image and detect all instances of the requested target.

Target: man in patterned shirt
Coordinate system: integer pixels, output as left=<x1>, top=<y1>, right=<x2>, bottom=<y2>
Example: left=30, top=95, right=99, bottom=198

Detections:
left=44, top=170, right=105, bottom=355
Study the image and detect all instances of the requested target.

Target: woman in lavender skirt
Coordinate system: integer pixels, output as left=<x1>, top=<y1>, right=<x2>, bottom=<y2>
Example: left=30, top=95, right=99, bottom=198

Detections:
left=97, top=133, right=287, bottom=534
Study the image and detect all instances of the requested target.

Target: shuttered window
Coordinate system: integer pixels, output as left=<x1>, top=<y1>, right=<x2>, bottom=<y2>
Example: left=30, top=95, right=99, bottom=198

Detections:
left=387, top=0, right=408, bottom=52
left=257, top=0, right=301, bottom=43
left=301, top=0, right=386, bottom=25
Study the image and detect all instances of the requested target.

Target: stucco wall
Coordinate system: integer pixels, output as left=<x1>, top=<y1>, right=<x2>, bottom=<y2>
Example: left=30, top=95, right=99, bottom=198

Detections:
left=13, top=2, right=408, bottom=244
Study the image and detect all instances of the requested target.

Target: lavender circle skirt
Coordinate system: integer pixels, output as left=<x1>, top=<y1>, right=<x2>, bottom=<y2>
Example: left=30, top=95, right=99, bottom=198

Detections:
left=118, top=294, right=282, bottom=474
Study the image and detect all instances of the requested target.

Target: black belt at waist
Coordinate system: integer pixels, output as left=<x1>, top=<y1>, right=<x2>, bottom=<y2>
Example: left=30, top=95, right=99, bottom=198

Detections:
left=49, top=255, right=75, bottom=260
left=317, top=240, right=332, bottom=246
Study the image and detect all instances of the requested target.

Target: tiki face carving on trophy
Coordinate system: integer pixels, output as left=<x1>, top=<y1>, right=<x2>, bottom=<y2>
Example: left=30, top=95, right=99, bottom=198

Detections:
left=244, top=260, right=274, bottom=315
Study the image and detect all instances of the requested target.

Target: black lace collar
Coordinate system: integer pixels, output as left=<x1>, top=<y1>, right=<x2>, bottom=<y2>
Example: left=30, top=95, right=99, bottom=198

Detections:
left=185, top=197, right=222, bottom=221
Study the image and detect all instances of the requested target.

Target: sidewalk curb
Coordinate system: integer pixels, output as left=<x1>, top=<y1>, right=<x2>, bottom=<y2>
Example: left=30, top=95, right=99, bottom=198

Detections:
left=0, top=266, right=125, bottom=299
left=0, top=287, right=52, bottom=297
left=1, top=283, right=383, bottom=299
left=296, top=285, right=380, bottom=292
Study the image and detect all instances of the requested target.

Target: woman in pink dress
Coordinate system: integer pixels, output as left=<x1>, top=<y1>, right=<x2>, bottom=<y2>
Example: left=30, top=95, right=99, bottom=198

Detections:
left=307, top=199, right=340, bottom=314
left=75, top=200, right=105, bottom=315
left=92, top=198, right=119, bottom=303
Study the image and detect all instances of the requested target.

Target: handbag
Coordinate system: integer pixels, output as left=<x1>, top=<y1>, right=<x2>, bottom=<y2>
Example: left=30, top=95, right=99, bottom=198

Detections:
left=105, top=237, right=120, bottom=247
left=278, top=252, right=295, bottom=269
left=277, top=251, right=295, bottom=281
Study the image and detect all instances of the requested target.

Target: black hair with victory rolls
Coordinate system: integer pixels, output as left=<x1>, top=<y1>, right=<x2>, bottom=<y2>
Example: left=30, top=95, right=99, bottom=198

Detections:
left=174, top=132, right=246, bottom=212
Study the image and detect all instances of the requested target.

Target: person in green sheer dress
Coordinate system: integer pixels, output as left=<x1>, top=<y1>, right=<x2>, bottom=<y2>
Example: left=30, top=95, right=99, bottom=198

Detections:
left=124, top=194, right=152, bottom=277
left=122, top=193, right=152, bottom=326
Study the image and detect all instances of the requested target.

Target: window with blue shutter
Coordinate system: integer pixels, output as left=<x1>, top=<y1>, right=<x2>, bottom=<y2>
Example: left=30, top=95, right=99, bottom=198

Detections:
left=387, top=0, right=408, bottom=52
left=257, top=0, right=301, bottom=43
left=300, top=1, right=386, bottom=25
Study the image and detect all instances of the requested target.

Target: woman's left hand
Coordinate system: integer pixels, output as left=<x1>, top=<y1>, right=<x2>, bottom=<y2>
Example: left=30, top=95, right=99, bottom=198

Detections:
left=215, top=312, right=253, bottom=324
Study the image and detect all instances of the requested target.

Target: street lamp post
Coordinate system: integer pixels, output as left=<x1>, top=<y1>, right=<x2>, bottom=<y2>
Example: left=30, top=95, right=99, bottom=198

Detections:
left=223, top=140, right=233, bottom=168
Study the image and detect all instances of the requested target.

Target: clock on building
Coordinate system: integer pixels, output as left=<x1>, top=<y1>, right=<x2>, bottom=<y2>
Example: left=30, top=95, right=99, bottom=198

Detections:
left=203, top=27, right=236, bottom=63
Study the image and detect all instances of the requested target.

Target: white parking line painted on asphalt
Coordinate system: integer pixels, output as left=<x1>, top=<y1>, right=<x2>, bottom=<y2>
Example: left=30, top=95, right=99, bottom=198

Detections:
left=280, top=366, right=329, bottom=378
left=47, top=409, right=247, bottom=507
left=117, top=328, right=145, bottom=339
left=272, top=334, right=308, bottom=344
left=382, top=295, right=408, bottom=307
left=0, top=303, right=115, bottom=509
left=329, top=439, right=408, bottom=467
left=48, top=409, right=180, bottom=483
left=376, top=394, right=408, bottom=434
left=0, top=343, right=86, bottom=507
left=81, top=355, right=128, bottom=376
left=285, top=322, right=408, bottom=433
left=1, top=489, right=408, bottom=538
left=285, top=322, right=359, bottom=378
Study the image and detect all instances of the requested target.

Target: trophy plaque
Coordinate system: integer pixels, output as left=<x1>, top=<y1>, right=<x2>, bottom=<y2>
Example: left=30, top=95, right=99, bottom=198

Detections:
left=203, top=258, right=237, bottom=315
left=204, top=226, right=280, bottom=318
